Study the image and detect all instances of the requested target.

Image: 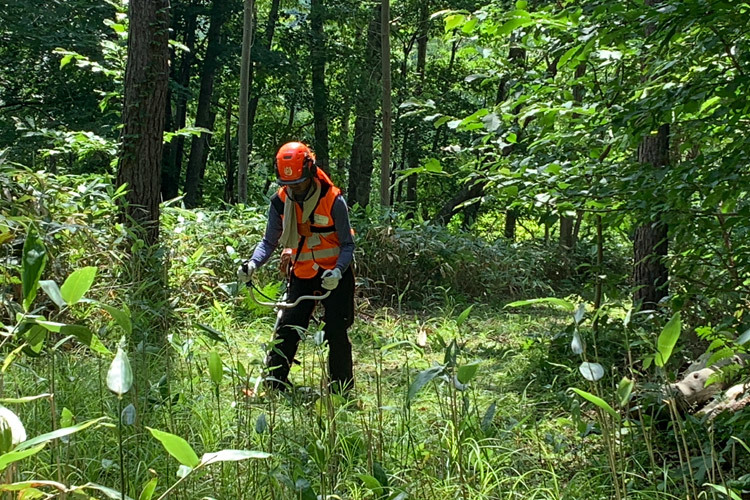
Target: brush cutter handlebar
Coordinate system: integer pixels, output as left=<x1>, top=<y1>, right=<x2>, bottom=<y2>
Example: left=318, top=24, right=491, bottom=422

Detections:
left=247, top=282, right=330, bottom=309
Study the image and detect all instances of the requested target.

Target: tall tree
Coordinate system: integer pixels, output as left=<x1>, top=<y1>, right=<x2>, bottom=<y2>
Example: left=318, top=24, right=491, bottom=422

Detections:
left=183, top=0, right=230, bottom=208
left=116, top=0, right=170, bottom=245
left=348, top=5, right=382, bottom=208
left=406, top=0, right=430, bottom=211
left=161, top=3, right=198, bottom=200
left=633, top=0, right=670, bottom=309
left=238, top=0, right=254, bottom=204
left=380, top=0, right=392, bottom=206
left=310, top=0, right=330, bottom=171
left=247, top=0, right=281, bottom=154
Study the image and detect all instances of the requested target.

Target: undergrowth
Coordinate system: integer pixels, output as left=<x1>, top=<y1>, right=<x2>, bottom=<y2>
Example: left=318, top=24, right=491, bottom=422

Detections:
left=1, top=168, right=749, bottom=499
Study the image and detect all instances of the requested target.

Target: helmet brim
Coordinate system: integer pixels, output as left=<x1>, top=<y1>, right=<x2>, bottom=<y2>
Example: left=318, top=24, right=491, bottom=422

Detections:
left=278, top=176, right=309, bottom=185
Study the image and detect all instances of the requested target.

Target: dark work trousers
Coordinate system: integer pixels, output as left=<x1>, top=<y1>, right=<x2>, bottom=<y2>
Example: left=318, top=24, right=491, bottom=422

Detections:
left=266, top=266, right=355, bottom=391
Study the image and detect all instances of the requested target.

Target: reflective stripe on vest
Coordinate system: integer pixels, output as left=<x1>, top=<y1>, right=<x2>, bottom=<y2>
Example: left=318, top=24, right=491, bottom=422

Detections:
left=296, top=246, right=340, bottom=262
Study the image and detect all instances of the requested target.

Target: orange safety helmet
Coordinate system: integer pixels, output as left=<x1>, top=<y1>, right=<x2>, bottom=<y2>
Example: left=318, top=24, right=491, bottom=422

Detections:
left=275, top=142, right=317, bottom=185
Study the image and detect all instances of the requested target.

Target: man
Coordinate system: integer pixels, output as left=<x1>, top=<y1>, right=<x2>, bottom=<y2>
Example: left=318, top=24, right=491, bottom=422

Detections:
left=238, top=141, right=356, bottom=393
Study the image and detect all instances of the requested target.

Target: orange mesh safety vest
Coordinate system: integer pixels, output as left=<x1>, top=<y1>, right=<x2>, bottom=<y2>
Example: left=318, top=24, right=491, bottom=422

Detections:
left=278, top=170, right=342, bottom=279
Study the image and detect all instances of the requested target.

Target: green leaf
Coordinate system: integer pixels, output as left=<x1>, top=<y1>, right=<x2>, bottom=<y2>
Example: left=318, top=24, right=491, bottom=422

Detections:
left=573, top=303, right=586, bottom=325
left=704, top=484, right=741, bottom=500
left=407, top=365, right=445, bottom=402
left=99, top=303, right=132, bottom=335
left=16, top=416, right=108, bottom=451
left=0, top=393, right=52, bottom=405
left=21, top=225, right=47, bottom=312
left=60, top=325, right=93, bottom=346
left=737, top=328, right=750, bottom=345
left=107, top=347, right=133, bottom=397
left=617, top=377, right=635, bottom=407
left=699, top=96, right=721, bottom=113
left=147, top=427, right=200, bottom=468
left=356, top=474, right=384, bottom=495
left=74, top=482, right=134, bottom=500
left=60, top=407, right=74, bottom=429
left=208, top=350, right=223, bottom=386
left=196, top=323, right=226, bottom=343
left=482, top=112, right=501, bottom=132
left=24, top=325, right=47, bottom=354
left=655, top=312, right=681, bottom=367
left=39, top=280, right=66, bottom=309
left=255, top=414, right=267, bottom=434
left=461, top=17, right=478, bottom=34
left=139, top=478, right=158, bottom=500
left=456, top=305, right=473, bottom=327
left=0, top=444, right=46, bottom=472
left=707, top=347, right=734, bottom=368
left=200, top=449, right=271, bottom=465
left=571, top=388, right=620, bottom=422
left=60, top=267, right=97, bottom=305
left=34, top=319, right=65, bottom=332
left=59, top=53, right=74, bottom=69
left=445, top=14, right=465, bottom=32
left=481, top=402, right=497, bottom=432
left=558, top=45, right=581, bottom=68
left=457, top=361, right=480, bottom=384
left=505, top=297, right=575, bottom=311
left=497, top=10, right=532, bottom=36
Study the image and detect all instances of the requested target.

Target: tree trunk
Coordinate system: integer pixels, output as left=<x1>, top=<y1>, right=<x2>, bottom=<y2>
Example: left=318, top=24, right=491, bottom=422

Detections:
left=162, top=5, right=197, bottom=200
left=223, top=98, right=235, bottom=204
left=336, top=102, right=350, bottom=181
left=405, top=0, right=429, bottom=215
left=432, top=181, right=484, bottom=225
left=560, top=63, right=586, bottom=249
left=310, top=0, right=330, bottom=173
left=238, top=0, right=253, bottom=204
left=504, top=209, right=517, bottom=241
left=117, top=0, right=170, bottom=245
left=348, top=5, right=381, bottom=208
left=634, top=124, right=670, bottom=309
left=633, top=0, right=670, bottom=310
left=247, top=0, right=281, bottom=154
left=380, top=0, right=391, bottom=207
left=183, top=0, right=229, bottom=208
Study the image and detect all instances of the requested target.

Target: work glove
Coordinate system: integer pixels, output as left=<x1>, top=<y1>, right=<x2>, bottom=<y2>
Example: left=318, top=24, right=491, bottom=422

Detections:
left=237, top=260, right=257, bottom=284
left=321, top=268, right=342, bottom=290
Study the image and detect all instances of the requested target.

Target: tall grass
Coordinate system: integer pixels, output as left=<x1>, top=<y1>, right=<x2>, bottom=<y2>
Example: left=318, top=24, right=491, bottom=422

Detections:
left=2, top=169, right=749, bottom=499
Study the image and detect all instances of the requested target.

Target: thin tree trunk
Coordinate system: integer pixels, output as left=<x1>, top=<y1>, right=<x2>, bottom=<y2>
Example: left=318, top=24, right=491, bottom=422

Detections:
left=405, top=0, right=429, bottom=215
left=247, top=0, right=281, bottom=153
left=633, top=0, right=670, bottom=310
left=380, top=0, right=391, bottom=207
left=560, top=63, right=586, bottom=249
left=348, top=5, right=382, bottom=208
left=238, top=0, right=253, bottom=204
left=162, top=6, right=197, bottom=200
left=184, top=0, right=229, bottom=208
left=336, top=102, right=350, bottom=181
left=310, top=0, right=330, bottom=173
left=117, top=0, right=170, bottom=245
left=634, top=124, right=670, bottom=308
left=504, top=209, right=518, bottom=241
left=224, top=98, right=235, bottom=204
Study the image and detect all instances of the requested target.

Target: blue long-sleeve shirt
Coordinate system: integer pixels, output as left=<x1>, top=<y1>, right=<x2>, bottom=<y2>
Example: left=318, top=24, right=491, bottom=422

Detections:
left=250, top=193, right=355, bottom=272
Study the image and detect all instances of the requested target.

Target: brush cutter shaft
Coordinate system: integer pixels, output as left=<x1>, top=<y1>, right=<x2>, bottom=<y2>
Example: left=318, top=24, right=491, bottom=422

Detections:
left=249, top=285, right=330, bottom=309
